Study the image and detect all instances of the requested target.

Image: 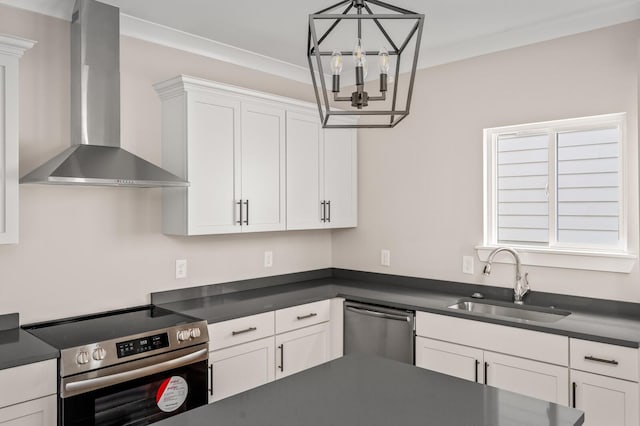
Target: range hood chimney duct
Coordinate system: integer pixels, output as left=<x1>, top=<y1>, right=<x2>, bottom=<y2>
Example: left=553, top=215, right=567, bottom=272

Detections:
left=20, top=0, right=188, bottom=187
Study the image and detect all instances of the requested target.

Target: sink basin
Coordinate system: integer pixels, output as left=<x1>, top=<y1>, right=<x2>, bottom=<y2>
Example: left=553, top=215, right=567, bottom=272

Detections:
left=448, top=299, right=571, bottom=323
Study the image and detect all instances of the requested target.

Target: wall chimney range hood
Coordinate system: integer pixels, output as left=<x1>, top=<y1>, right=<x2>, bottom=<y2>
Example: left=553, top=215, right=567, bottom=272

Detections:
left=20, top=0, right=188, bottom=187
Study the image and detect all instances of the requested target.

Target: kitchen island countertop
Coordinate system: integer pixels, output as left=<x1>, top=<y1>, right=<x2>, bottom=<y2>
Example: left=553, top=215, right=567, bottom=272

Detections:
left=154, top=354, right=584, bottom=426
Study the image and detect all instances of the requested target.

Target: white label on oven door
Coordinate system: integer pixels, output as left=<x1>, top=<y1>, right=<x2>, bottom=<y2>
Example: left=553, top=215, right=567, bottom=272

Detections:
left=156, top=376, right=188, bottom=413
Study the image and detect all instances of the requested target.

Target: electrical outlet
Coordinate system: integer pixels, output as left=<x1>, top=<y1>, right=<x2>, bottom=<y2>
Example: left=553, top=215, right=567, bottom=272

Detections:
left=264, top=251, right=273, bottom=268
left=462, top=256, right=474, bottom=274
left=175, top=259, right=187, bottom=279
left=380, top=249, right=391, bottom=267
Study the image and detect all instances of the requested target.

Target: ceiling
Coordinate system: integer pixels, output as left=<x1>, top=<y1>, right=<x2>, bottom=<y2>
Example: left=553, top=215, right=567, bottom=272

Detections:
left=2, top=0, right=639, bottom=83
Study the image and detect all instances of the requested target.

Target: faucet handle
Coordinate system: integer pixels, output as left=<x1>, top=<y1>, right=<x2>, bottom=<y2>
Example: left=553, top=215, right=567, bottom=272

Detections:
left=523, top=272, right=529, bottom=290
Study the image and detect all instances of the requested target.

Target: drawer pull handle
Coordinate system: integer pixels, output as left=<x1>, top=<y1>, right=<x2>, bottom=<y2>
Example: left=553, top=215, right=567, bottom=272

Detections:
left=278, top=344, right=284, bottom=372
left=584, top=355, right=619, bottom=365
left=232, top=327, right=257, bottom=336
left=296, top=313, right=318, bottom=320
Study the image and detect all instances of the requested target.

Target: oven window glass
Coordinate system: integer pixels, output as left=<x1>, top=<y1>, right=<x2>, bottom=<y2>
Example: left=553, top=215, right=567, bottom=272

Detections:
left=62, top=360, right=207, bottom=425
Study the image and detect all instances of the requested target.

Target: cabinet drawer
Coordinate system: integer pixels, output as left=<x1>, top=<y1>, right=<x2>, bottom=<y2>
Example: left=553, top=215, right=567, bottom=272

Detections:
left=0, top=360, right=56, bottom=409
left=416, top=311, right=568, bottom=366
left=209, top=311, right=275, bottom=351
left=275, top=300, right=330, bottom=334
left=570, top=338, right=638, bottom=381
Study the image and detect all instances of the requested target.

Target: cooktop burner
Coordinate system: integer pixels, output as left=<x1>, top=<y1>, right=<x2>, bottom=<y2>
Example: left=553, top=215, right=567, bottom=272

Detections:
left=24, top=305, right=200, bottom=350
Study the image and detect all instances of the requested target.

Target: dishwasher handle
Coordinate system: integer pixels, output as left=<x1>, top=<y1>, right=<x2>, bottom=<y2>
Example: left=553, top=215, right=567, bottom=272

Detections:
left=345, top=305, right=412, bottom=322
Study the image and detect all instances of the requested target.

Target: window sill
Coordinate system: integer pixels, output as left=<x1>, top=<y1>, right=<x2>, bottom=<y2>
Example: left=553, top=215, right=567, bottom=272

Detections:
left=475, top=245, right=637, bottom=273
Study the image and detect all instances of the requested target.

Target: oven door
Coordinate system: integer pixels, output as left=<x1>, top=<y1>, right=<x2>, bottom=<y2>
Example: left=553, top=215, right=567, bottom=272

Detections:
left=60, top=345, right=208, bottom=426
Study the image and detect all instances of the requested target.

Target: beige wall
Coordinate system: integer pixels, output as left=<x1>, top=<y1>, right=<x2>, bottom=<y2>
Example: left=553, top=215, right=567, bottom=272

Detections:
left=333, top=21, right=640, bottom=302
left=0, top=5, right=331, bottom=323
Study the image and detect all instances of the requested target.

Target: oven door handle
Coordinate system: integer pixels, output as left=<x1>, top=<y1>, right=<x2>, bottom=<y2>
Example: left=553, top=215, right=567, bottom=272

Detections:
left=64, top=348, right=208, bottom=397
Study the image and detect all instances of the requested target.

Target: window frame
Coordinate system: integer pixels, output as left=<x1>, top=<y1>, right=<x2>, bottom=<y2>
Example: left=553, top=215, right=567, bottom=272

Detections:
left=478, top=113, right=637, bottom=273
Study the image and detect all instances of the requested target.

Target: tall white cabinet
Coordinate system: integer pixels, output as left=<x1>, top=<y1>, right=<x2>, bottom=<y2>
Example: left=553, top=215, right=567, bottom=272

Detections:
left=155, top=76, right=357, bottom=235
left=0, top=35, right=35, bottom=244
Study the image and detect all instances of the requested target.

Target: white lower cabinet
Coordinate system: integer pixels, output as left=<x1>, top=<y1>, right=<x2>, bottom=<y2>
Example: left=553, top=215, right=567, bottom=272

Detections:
left=415, top=336, right=568, bottom=405
left=207, top=298, right=343, bottom=402
left=0, top=395, right=56, bottom=426
left=485, top=351, right=569, bottom=405
left=569, top=338, right=640, bottom=425
left=0, top=360, right=56, bottom=426
left=570, top=370, right=639, bottom=426
left=209, top=336, right=275, bottom=403
left=415, top=312, right=569, bottom=406
left=415, top=336, right=483, bottom=382
left=275, top=322, right=330, bottom=380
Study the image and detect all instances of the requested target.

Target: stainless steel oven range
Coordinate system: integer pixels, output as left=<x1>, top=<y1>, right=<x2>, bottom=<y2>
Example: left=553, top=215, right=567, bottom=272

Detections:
left=24, top=306, right=209, bottom=425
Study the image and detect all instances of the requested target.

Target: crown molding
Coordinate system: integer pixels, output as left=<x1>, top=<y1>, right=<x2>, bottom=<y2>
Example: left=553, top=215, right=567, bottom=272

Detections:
left=119, top=14, right=312, bottom=85
left=0, top=34, right=36, bottom=57
left=420, top=0, right=640, bottom=69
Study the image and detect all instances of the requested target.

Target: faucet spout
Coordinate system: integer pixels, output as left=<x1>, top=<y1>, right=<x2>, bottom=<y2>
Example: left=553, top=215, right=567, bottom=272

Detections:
left=483, top=247, right=530, bottom=304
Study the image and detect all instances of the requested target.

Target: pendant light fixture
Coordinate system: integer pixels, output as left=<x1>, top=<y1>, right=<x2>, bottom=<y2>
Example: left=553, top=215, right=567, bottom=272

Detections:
left=308, top=0, right=424, bottom=128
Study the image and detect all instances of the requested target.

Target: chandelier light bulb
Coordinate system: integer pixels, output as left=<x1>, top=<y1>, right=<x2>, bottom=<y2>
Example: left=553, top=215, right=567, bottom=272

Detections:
left=378, top=48, right=390, bottom=74
left=330, top=50, right=343, bottom=75
left=353, top=38, right=366, bottom=67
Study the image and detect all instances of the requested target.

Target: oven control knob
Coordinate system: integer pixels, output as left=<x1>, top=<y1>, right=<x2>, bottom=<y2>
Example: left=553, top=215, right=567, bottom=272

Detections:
left=190, top=328, right=201, bottom=339
left=76, top=351, right=90, bottom=365
left=177, top=330, right=190, bottom=342
left=93, top=347, right=107, bottom=361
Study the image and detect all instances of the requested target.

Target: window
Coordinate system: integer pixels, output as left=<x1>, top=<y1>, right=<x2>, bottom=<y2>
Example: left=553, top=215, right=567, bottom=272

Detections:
left=480, top=113, right=636, bottom=272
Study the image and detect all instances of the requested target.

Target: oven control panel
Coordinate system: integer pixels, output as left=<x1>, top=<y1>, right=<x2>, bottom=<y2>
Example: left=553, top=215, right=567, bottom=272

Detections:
left=116, top=333, right=169, bottom=358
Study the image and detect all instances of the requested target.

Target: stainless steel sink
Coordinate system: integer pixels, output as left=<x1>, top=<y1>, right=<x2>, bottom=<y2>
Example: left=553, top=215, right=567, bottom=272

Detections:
left=448, top=300, right=571, bottom=323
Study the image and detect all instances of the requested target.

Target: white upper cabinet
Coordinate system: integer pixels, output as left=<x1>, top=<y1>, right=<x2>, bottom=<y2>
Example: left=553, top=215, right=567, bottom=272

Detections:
left=240, top=102, right=286, bottom=232
left=156, top=76, right=356, bottom=236
left=156, top=77, right=286, bottom=235
left=0, top=35, right=35, bottom=244
left=286, top=110, right=357, bottom=230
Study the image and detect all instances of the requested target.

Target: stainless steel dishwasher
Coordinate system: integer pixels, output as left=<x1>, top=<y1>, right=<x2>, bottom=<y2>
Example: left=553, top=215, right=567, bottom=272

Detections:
left=343, top=301, right=415, bottom=364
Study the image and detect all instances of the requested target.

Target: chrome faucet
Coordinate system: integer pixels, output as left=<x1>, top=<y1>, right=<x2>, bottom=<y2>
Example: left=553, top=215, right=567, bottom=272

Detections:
left=483, top=247, right=530, bottom=304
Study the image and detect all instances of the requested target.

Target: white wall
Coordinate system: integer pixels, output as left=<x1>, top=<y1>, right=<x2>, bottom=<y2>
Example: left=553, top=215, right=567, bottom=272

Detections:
left=333, top=21, right=640, bottom=302
left=0, top=5, right=332, bottom=323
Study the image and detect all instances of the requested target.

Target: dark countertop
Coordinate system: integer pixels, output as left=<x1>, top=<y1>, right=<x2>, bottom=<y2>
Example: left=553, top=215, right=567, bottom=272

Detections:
left=154, top=354, right=584, bottom=426
left=155, top=271, right=640, bottom=348
left=0, top=323, right=59, bottom=371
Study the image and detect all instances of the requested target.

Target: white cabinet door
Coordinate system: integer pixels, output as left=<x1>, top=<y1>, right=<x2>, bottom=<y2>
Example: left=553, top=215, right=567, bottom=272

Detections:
left=209, top=336, right=275, bottom=403
left=286, top=111, right=323, bottom=230
left=275, top=322, right=330, bottom=380
left=485, top=351, right=569, bottom=405
left=240, top=102, right=286, bottom=232
left=415, top=337, right=484, bottom=383
left=0, top=395, right=56, bottom=426
left=571, top=370, right=639, bottom=426
left=323, top=126, right=357, bottom=228
left=187, top=92, right=241, bottom=235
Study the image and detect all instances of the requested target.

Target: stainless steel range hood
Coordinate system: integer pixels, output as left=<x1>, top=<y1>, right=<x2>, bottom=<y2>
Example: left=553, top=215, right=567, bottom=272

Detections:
left=20, top=0, right=188, bottom=187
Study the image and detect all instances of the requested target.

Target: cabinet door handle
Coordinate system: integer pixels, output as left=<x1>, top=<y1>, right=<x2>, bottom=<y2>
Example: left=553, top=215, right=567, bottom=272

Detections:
left=327, top=200, right=331, bottom=223
left=244, top=200, right=249, bottom=225
left=475, top=360, right=479, bottom=383
left=483, top=362, right=488, bottom=385
left=278, top=344, right=284, bottom=372
left=236, top=200, right=243, bottom=225
left=208, top=364, right=214, bottom=396
left=296, top=313, right=318, bottom=320
left=321, top=201, right=326, bottom=222
left=231, top=327, right=257, bottom=336
left=572, top=382, right=577, bottom=408
left=584, top=355, right=619, bottom=365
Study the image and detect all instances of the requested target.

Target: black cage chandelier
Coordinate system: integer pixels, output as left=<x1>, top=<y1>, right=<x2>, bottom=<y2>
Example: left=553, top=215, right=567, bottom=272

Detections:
left=308, top=0, right=424, bottom=128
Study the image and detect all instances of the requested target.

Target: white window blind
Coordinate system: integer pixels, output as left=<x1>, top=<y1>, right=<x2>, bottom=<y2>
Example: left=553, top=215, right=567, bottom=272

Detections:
left=488, top=114, right=626, bottom=253
left=497, top=134, right=549, bottom=245
left=557, top=128, right=620, bottom=246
